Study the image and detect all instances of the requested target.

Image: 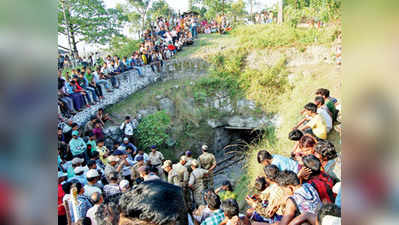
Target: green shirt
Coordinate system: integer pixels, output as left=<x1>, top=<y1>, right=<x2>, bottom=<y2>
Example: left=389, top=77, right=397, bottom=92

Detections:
left=326, top=100, right=336, bottom=116
left=85, top=72, right=94, bottom=83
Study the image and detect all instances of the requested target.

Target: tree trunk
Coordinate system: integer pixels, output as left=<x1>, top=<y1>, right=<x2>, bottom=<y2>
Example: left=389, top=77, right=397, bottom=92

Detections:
left=278, top=0, right=283, bottom=24
left=69, top=25, right=79, bottom=57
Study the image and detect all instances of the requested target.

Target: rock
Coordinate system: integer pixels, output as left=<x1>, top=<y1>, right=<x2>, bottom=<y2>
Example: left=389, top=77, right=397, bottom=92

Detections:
left=155, top=95, right=163, bottom=100
left=227, top=116, right=246, bottom=127
left=159, top=98, right=175, bottom=115
left=237, top=99, right=256, bottom=112
left=138, top=106, right=158, bottom=118
left=207, top=119, right=224, bottom=128
left=103, top=126, right=120, bottom=136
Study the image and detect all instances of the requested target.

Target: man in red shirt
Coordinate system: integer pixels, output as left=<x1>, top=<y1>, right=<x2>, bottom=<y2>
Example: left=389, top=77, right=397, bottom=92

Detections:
left=58, top=172, right=68, bottom=225
left=302, top=155, right=337, bottom=203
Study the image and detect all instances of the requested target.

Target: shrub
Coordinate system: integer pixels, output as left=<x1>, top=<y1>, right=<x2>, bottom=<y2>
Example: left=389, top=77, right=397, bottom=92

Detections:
left=134, top=111, right=171, bottom=150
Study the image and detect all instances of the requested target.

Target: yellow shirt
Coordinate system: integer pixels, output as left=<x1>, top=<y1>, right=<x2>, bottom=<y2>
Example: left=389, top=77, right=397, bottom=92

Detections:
left=308, top=114, right=327, bottom=139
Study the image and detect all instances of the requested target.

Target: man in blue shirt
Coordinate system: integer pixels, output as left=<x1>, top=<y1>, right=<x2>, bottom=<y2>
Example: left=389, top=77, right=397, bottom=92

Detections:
left=69, top=130, right=88, bottom=161
left=257, top=150, right=299, bottom=174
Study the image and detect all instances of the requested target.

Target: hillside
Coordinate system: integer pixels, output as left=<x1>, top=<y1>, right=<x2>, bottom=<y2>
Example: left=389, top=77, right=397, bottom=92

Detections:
left=107, top=23, right=342, bottom=208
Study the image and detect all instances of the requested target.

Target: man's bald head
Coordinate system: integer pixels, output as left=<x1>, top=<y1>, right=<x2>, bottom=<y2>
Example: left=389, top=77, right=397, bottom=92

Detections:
left=91, top=192, right=103, bottom=204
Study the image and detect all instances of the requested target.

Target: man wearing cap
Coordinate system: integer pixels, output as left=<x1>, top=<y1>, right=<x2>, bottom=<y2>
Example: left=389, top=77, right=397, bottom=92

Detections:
left=198, top=144, right=217, bottom=189
left=162, top=160, right=175, bottom=183
left=84, top=169, right=102, bottom=198
left=69, top=166, right=87, bottom=185
left=173, top=156, right=192, bottom=211
left=149, top=145, right=165, bottom=179
left=119, top=180, right=130, bottom=193
left=104, top=155, right=124, bottom=183
left=131, top=155, right=145, bottom=184
left=121, top=137, right=137, bottom=154
left=69, top=130, right=88, bottom=161
left=66, top=157, right=84, bottom=178
left=189, top=159, right=209, bottom=207
left=114, top=149, right=134, bottom=181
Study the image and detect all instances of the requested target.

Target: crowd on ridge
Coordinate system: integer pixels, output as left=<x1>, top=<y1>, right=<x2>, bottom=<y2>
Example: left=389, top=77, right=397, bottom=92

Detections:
left=57, top=85, right=341, bottom=225
left=57, top=13, right=225, bottom=119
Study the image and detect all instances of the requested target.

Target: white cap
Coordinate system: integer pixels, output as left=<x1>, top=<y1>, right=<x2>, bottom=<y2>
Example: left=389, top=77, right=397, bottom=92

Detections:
left=86, top=169, right=99, bottom=178
left=74, top=166, right=85, bottom=174
left=119, top=180, right=130, bottom=189
left=72, top=158, right=84, bottom=165
left=191, top=159, right=199, bottom=167
left=123, top=137, right=129, bottom=142
left=108, top=155, right=119, bottom=162
left=180, top=155, right=187, bottom=161
left=202, top=145, right=208, bottom=151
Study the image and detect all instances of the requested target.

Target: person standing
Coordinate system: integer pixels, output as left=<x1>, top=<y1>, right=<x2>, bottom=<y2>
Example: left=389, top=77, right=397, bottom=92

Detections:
left=120, top=116, right=136, bottom=143
left=148, top=145, right=165, bottom=179
left=198, top=145, right=217, bottom=189
left=189, top=159, right=209, bottom=208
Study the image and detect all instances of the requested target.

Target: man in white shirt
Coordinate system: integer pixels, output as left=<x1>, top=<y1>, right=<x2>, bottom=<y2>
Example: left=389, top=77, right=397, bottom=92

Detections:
left=315, top=96, right=333, bottom=132
left=86, top=192, right=103, bottom=225
left=120, top=116, right=136, bottom=141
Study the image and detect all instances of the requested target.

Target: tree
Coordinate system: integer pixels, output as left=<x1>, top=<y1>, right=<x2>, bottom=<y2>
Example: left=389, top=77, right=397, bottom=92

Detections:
left=148, top=0, right=173, bottom=21
left=230, top=0, right=246, bottom=22
left=126, top=0, right=153, bottom=39
left=195, top=0, right=232, bottom=19
left=57, top=0, right=127, bottom=56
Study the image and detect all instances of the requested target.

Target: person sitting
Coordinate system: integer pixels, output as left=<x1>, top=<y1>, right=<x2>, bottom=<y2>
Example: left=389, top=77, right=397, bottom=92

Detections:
left=246, top=165, right=285, bottom=223
left=314, top=96, right=332, bottom=133
left=276, top=170, right=322, bottom=225
left=201, top=191, right=224, bottom=225
left=215, top=180, right=237, bottom=201
left=302, top=155, right=337, bottom=204
left=314, top=140, right=339, bottom=179
left=292, top=135, right=317, bottom=163
left=288, top=129, right=304, bottom=159
left=286, top=203, right=341, bottom=225
left=118, top=180, right=188, bottom=225
left=315, top=88, right=339, bottom=122
left=295, top=103, right=328, bottom=140
left=96, top=108, right=114, bottom=126
left=220, top=199, right=250, bottom=225
left=257, top=150, right=299, bottom=174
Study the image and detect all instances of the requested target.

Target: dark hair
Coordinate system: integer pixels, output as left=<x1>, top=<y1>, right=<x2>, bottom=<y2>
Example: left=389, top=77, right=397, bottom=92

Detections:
left=302, top=155, right=321, bottom=175
left=276, top=170, right=299, bottom=186
left=71, top=181, right=83, bottom=194
left=72, top=122, right=79, bottom=128
left=304, top=103, right=318, bottom=113
left=257, top=150, right=272, bottom=163
left=254, top=177, right=267, bottom=192
left=314, top=140, right=337, bottom=161
left=263, top=165, right=280, bottom=181
left=62, top=181, right=73, bottom=194
left=90, top=151, right=99, bottom=158
left=317, top=203, right=341, bottom=224
left=125, top=116, right=130, bottom=120
left=221, top=199, right=239, bottom=219
left=88, top=160, right=96, bottom=168
left=315, top=88, right=330, bottom=98
left=314, top=96, right=325, bottom=105
left=109, top=171, right=119, bottom=181
left=207, top=190, right=221, bottom=210
left=288, top=129, right=303, bottom=141
left=222, top=180, right=233, bottom=191
left=299, top=135, right=317, bottom=149
left=119, top=180, right=188, bottom=225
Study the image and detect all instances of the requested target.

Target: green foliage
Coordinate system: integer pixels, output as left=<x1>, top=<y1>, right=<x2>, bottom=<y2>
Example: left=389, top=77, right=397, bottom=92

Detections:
left=147, top=0, right=173, bottom=20
left=135, top=111, right=171, bottom=150
left=58, top=0, right=127, bottom=53
left=109, top=36, right=141, bottom=57
left=232, top=24, right=338, bottom=49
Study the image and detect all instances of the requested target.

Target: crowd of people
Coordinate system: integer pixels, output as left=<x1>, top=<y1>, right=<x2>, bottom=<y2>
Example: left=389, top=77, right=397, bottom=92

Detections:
left=57, top=87, right=341, bottom=225
left=58, top=14, right=206, bottom=119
